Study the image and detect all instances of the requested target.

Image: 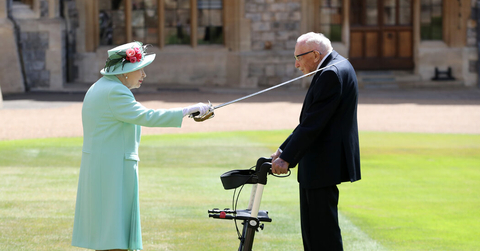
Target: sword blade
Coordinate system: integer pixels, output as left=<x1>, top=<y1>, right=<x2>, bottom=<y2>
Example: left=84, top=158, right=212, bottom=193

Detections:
left=213, top=58, right=348, bottom=110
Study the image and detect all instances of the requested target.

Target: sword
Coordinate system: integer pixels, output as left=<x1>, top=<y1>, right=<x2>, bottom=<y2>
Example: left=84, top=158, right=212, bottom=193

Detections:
left=191, top=58, right=349, bottom=122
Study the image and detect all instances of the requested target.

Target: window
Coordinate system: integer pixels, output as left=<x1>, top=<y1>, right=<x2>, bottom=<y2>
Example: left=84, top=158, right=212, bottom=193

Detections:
left=398, top=0, right=412, bottom=25
left=165, top=0, right=191, bottom=45
left=420, top=0, right=442, bottom=40
left=365, top=0, right=378, bottom=25
left=350, top=0, right=378, bottom=26
left=98, top=0, right=223, bottom=47
left=384, top=0, right=412, bottom=26
left=351, top=0, right=411, bottom=27
left=133, top=0, right=159, bottom=45
left=197, top=0, right=223, bottom=44
left=99, top=1, right=125, bottom=45
left=319, top=0, right=343, bottom=42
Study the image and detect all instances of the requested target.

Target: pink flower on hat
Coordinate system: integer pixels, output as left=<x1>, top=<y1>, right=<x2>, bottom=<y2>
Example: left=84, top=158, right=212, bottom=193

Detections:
left=122, top=46, right=143, bottom=64
left=126, top=48, right=136, bottom=57
left=126, top=47, right=142, bottom=63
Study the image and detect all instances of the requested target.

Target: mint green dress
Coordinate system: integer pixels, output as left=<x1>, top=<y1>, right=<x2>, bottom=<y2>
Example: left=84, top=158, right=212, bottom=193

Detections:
left=72, top=76, right=183, bottom=250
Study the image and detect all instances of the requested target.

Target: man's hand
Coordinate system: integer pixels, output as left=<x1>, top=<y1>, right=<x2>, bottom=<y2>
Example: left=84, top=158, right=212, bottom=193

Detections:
left=272, top=157, right=289, bottom=175
left=271, top=148, right=282, bottom=161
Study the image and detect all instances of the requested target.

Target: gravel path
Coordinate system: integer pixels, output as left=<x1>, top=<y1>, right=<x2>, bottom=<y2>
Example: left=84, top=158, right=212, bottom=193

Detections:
left=1, top=87, right=479, bottom=140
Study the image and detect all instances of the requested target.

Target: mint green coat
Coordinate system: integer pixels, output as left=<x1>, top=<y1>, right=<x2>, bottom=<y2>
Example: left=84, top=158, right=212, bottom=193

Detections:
left=72, top=76, right=183, bottom=250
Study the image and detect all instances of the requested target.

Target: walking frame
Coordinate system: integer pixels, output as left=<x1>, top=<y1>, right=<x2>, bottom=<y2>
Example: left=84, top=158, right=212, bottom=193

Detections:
left=208, top=157, right=290, bottom=251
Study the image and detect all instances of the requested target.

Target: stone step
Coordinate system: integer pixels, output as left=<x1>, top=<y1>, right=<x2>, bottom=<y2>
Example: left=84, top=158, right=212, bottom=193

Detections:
left=357, top=70, right=421, bottom=82
left=357, top=70, right=464, bottom=89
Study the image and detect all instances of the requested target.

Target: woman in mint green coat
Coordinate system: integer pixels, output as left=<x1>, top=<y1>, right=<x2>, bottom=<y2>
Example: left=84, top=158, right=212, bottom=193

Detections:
left=72, top=42, right=211, bottom=251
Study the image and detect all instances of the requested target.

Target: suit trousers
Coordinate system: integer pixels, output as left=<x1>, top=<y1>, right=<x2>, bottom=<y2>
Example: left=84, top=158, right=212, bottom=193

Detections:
left=299, top=185, right=343, bottom=251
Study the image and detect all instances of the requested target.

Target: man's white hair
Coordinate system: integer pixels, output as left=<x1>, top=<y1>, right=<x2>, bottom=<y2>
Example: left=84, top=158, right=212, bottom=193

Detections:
left=297, top=32, right=333, bottom=54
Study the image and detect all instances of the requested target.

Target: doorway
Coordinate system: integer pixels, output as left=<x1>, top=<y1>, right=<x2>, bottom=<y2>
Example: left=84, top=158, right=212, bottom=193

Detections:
left=349, top=0, right=413, bottom=70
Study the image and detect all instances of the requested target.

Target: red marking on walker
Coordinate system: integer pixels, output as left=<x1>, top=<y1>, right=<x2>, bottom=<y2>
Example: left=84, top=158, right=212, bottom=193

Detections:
left=220, top=211, right=226, bottom=218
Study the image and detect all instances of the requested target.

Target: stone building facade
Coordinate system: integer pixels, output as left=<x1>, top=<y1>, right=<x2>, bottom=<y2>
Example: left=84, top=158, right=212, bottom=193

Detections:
left=0, top=0, right=479, bottom=95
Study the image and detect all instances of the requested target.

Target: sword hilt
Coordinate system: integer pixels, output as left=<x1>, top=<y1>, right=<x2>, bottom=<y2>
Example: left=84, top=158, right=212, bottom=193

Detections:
left=189, top=101, right=215, bottom=122
left=192, top=110, right=215, bottom=122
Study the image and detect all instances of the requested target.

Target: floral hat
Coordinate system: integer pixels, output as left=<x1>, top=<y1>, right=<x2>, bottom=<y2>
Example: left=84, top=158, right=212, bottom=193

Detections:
left=100, top=41, right=156, bottom=75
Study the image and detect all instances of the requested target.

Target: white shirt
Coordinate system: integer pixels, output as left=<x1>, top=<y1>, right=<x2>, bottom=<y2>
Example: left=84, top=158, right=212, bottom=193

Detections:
left=316, top=51, right=332, bottom=71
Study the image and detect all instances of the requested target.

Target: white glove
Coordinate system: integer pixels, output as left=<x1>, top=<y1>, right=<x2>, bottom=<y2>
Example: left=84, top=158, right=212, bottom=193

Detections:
left=182, top=103, right=211, bottom=117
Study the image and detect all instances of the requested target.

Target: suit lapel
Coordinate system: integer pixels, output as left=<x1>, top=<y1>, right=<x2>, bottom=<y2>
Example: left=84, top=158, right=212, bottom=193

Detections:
left=299, top=51, right=339, bottom=121
left=312, top=50, right=337, bottom=83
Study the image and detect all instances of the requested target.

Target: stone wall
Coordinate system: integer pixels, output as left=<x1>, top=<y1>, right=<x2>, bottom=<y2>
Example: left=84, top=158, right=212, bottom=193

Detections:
left=11, top=0, right=66, bottom=91
left=0, top=0, right=25, bottom=94
left=243, top=0, right=302, bottom=87
left=245, top=0, right=301, bottom=51
left=68, top=0, right=478, bottom=90
left=20, top=31, right=50, bottom=88
left=71, top=0, right=306, bottom=89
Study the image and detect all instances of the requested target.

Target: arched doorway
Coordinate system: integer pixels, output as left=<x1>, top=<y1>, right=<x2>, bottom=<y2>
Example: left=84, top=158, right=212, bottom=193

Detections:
left=349, top=0, right=414, bottom=70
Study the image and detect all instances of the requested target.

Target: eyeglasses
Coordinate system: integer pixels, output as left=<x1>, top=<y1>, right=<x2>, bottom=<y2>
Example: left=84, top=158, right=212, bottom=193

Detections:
left=295, top=50, right=318, bottom=61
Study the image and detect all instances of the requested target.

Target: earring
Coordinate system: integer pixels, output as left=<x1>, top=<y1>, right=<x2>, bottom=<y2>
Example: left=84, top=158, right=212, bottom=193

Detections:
left=125, top=75, right=128, bottom=79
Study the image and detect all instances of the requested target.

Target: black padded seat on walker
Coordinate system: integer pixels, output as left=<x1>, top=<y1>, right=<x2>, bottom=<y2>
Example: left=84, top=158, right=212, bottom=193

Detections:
left=235, top=209, right=272, bottom=222
left=220, top=169, right=259, bottom=189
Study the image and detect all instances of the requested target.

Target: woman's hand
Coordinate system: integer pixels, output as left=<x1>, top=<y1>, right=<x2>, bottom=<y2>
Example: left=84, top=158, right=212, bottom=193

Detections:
left=182, top=103, right=211, bottom=117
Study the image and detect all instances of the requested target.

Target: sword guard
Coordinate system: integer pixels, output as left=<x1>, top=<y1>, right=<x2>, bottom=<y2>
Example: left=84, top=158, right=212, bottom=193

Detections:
left=189, top=101, right=215, bottom=122
left=193, top=110, right=215, bottom=122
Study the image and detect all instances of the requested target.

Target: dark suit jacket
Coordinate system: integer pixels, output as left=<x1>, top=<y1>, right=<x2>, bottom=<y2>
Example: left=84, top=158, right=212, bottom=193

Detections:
left=279, top=50, right=361, bottom=189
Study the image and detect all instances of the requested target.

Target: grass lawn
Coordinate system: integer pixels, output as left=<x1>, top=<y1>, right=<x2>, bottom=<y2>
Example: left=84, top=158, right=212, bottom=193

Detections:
left=0, top=131, right=479, bottom=250
left=340, top=132, right=480, bottom=251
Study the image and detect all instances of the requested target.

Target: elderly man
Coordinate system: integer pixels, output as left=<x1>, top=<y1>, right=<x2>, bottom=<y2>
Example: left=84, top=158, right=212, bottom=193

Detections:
left=271, top=32, right=361, bottom=250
